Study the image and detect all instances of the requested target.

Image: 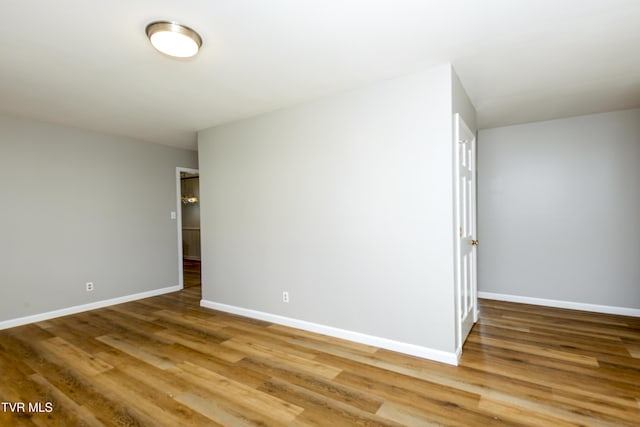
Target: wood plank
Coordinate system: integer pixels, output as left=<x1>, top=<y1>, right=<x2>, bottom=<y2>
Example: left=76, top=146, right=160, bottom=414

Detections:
left=90, top=368, right=219, bottom=427
left=463, top=340, right=639, bottom=388
left=259, top=377, right=404, bottom=427
left=375, top=402, right=445, bottom=427
left=467, top=334, right=600, bottom=367
left=95, top=335, right=174, bottom=370
left=153, top=328, right=245, bottom=363
left=29, top=373, right=105, bottom=427
left=221, top=336, right=343, bottom=379
left=477, top=397, right=588, bottom=427
left=237, top=356, right=384, bottom=413
left=0, top=333, right=152, bottom=426
left=171, top=361, right=304, bottom=425
left=625, top=341, right=640, bottom=358
left=173, top=392, right=259, bottom=427
left=334, top=369, right=499, bottom=427
left=152, top=309, right=231, bottom=339
left=477, top=322, right=630, bottom=357
left=39, top=337, right=113, bottom=377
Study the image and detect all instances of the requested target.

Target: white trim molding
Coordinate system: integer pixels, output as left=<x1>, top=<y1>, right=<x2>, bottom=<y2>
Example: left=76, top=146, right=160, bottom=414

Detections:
left=201, top=299, right=459, bottom=366
left=478, top=292, right=640, bottom=317
left=0, top=285, right=181, bottom=331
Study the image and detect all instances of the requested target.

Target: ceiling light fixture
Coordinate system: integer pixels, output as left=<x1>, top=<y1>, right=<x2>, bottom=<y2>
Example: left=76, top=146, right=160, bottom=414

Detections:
left=146, top=21, right=202, bottom=58
left=181, top=194, right=199, bottom=205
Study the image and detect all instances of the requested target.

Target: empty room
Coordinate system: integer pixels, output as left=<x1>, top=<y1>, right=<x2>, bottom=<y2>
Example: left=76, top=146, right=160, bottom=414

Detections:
left=1, top=1, right=638, bottom=426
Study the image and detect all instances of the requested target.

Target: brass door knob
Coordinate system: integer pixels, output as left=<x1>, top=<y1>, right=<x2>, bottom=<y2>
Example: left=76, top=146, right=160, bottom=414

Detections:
left=471, top=239, right=479, bottom=246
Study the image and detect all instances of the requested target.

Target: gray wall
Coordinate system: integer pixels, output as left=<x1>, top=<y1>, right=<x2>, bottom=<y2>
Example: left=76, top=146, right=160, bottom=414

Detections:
left=0, top=114, right=198, bottom=322
left=198, top=65, right=462, bottom=353
left=478, top=109, right=640, bottom=309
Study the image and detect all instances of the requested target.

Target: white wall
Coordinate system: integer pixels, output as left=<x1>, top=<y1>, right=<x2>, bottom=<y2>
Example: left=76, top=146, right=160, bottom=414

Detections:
left=0, top=115, right=198, bottom=324
left=478, top=109, right=640, bottom=312
left=198, top=65, right=464, bottom=359
left=452, top=70, right=476, bottom=133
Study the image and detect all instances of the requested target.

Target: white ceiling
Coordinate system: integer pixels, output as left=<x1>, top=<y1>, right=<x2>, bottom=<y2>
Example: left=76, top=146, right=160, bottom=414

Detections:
left=1, top=0, right=639, bottom=151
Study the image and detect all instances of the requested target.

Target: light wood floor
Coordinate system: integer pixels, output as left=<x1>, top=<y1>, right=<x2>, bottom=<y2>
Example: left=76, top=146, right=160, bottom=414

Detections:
left=0, top=288, right=638, bottom=426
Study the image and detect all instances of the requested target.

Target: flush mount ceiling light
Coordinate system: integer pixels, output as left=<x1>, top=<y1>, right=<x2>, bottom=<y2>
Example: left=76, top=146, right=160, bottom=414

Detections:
left=146, top=21, right=202, bottom=58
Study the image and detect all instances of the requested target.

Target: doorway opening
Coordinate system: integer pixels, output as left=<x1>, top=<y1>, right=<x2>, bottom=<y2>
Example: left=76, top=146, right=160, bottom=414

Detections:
left=176, top=167, right=201, bottom=290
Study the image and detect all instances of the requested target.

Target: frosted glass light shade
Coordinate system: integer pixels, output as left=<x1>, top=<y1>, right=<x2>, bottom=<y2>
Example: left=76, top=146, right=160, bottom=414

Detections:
left=146, top=21, right=202, bottom=58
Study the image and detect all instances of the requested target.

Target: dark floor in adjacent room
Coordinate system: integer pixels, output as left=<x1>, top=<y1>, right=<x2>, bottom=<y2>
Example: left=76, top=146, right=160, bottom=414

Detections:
left=183, top=259, right=201, bottom=288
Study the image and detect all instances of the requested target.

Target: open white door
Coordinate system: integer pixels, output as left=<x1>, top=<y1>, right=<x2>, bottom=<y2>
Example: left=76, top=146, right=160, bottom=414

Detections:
left=454, top=113, right=478, bottom=354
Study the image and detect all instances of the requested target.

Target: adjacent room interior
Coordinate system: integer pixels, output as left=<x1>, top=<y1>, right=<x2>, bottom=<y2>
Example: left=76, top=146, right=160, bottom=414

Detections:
left=179, top=170, right=202, bottom=289
left=1, top=1, right=638, bottom=425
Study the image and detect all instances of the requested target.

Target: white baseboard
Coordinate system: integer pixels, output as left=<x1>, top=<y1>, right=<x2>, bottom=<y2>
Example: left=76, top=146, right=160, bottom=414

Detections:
left=478, top=292, right=640, bottom=317
left=200, top=299, right=459, bottom=366
left=0, top=285, right=181, bottom=330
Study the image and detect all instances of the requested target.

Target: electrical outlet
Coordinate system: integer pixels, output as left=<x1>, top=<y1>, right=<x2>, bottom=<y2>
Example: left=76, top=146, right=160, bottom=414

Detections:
left=282, top=291, right=289, bottom=303
left=86, top=282, right=94, bottom=292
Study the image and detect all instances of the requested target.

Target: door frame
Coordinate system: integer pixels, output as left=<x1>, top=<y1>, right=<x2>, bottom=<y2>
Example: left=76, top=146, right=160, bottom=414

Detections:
left=453, top=113, right=478, bottom=355
left=176, top=166, right=199, bottom=289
